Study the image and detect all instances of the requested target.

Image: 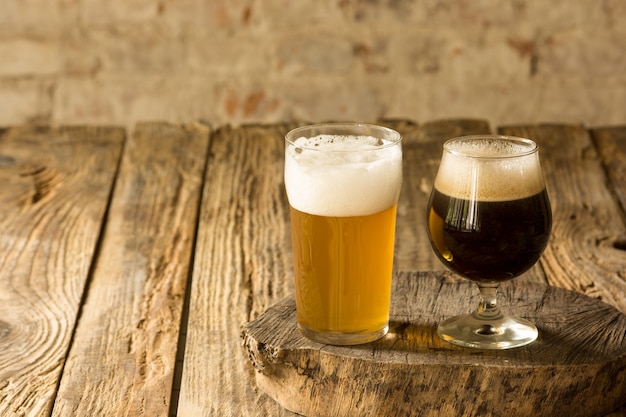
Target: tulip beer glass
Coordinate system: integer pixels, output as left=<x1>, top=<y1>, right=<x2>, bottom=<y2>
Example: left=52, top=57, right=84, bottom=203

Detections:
left=427, top=135, right=552, bottom=349
left=284, top=123, right=402, bottom=345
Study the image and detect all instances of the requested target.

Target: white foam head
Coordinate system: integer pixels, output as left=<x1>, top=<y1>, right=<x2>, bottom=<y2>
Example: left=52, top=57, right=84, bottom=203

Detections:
left=434, top=136, right=545, bottom=201
left=284, top=131, right=402, bottom=217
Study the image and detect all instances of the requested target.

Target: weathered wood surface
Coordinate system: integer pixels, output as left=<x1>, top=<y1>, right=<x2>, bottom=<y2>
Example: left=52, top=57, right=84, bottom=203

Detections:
left=0, top=120, right=625, bottom=417
left=49, top=122, right=210, bottom=416
left=0, top=126, right=124, bottom=416
left=242, top=271, right=626, bottom=417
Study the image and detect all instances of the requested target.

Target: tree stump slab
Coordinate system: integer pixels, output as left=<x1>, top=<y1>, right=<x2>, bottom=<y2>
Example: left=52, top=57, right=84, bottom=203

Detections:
left=242, top=271, right=626, bottom=417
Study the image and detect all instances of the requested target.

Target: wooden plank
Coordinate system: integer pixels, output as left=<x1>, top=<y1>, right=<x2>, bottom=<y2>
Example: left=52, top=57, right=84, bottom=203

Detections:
left=51, top=123, right=210, bottom=417
left=177, top=123, right=297, bottom=416
left=0, top=126, right=124, bottom=416
left=498, top=124, right=626, bottom=313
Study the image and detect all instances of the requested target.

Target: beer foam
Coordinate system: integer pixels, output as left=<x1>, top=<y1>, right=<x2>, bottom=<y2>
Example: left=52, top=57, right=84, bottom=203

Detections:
left=285, top=134, right=402, bottom=217
left=435, top=138, right=545, bottom=201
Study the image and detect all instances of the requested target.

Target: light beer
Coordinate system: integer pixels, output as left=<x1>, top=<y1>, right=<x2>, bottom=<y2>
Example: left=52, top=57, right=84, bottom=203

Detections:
left=285, top=124, right=402, bottom=345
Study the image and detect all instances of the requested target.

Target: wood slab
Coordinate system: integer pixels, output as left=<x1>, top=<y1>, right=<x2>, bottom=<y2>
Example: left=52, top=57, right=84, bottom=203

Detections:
left=242, top=271, right=626, bottom=417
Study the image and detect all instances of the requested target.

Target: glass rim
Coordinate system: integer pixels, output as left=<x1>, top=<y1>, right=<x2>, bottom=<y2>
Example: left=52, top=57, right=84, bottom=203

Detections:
left=285, top=122, right=402, bottom=152
left=443, top=134, right=538, bottom=159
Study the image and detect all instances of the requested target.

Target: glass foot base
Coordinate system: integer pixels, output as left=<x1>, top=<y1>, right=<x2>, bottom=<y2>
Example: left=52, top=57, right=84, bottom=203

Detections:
left=298, top=324, right=388, bottom=346
left=437, top=313, right=538, bottom=350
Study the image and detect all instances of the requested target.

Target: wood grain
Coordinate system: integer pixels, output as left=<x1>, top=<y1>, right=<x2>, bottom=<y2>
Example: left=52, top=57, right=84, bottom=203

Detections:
left=498, top=125, right=626, bottom=312
left=0, top=126, right=125, bottom=416
left=243, top=271, right=626, bottom=417
left=2, top=121, right=626, bottom=417
left=51, top=123, right=210, bottom=417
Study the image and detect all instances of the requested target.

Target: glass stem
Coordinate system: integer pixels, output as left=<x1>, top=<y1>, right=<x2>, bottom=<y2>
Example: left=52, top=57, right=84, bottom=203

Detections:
left=474, top=283, right=504, bottom=321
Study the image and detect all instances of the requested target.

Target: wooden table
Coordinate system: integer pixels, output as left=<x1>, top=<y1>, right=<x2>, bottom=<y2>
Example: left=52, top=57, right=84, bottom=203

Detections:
left=1, top=120, right=625, bottom=416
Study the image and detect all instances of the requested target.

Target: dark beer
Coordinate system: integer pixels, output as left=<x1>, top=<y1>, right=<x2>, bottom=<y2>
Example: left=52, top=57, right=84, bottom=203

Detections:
left=428, top=135, right=550, bottom=349
left=428, top=188, right=552, bottom=282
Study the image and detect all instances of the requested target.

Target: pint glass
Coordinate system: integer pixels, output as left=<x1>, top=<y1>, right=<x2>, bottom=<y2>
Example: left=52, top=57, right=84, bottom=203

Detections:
left=284, top=123, right=402, bottom=345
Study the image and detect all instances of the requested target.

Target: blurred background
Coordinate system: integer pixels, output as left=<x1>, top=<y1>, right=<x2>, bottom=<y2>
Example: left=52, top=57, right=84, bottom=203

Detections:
left=1, top=0, right=624, bottom=131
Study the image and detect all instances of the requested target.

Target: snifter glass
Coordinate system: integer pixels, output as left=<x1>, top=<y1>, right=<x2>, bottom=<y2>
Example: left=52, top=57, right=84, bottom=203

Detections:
left=427, top=135, right=552, bottom=349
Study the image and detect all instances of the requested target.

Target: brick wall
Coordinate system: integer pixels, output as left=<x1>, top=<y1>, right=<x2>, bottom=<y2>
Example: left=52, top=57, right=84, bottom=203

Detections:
left=1, top=0, right=624, bottom=130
